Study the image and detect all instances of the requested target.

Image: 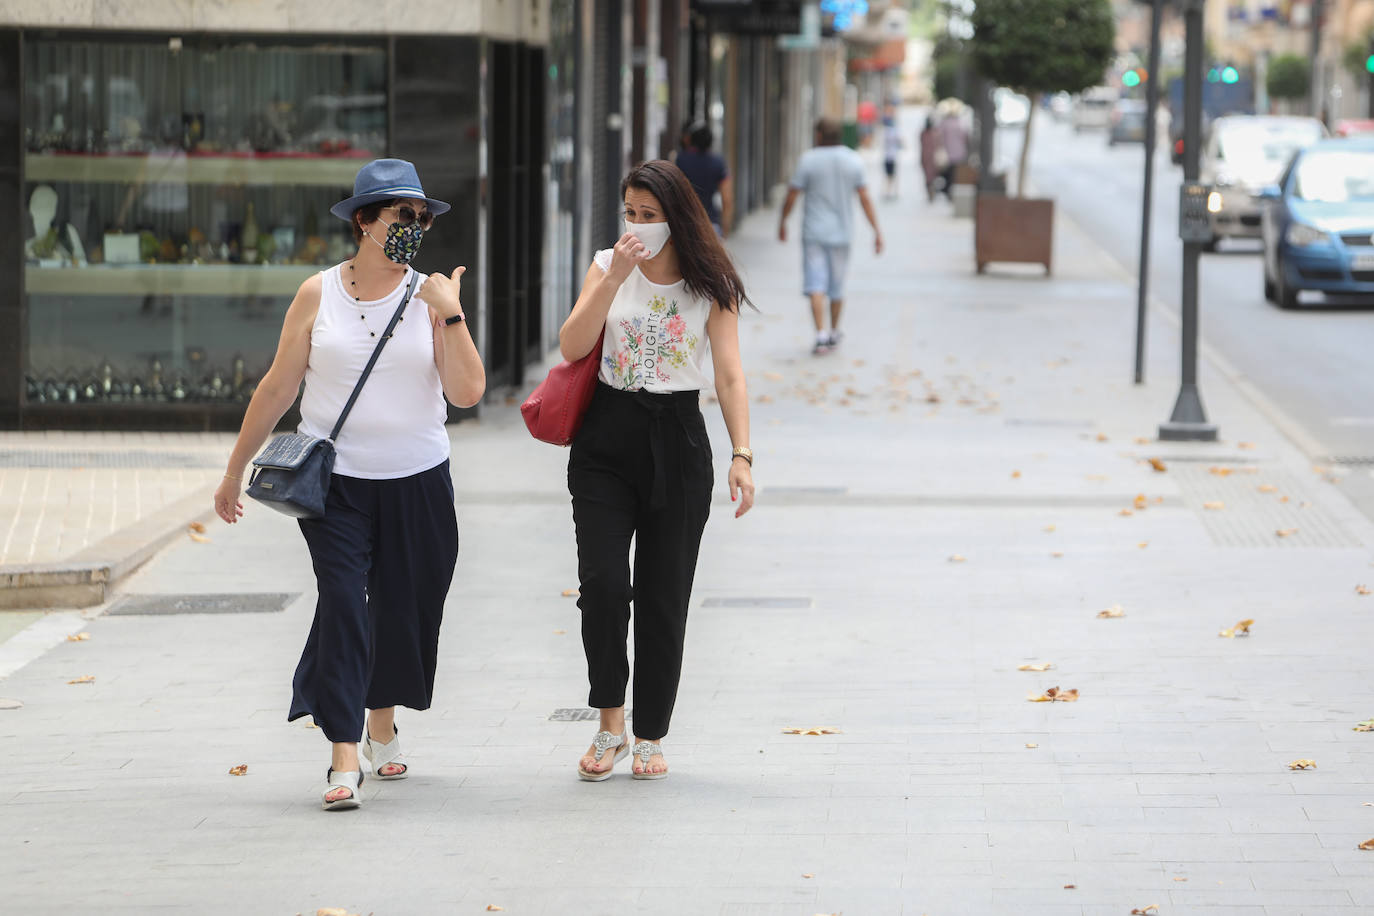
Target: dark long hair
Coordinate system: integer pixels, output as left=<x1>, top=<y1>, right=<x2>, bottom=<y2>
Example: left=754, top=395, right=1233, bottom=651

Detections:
left=620, top=160, right=749, bottom=312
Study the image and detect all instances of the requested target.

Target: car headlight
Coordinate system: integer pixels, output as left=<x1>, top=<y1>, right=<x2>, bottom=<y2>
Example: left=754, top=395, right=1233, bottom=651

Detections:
left=1284, top=223, right=1330, bottom=247
left=1213, top=172, right=1235, bottom=189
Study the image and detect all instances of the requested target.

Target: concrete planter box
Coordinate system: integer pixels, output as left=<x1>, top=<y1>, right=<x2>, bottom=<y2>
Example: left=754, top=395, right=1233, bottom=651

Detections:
left=975, top=195, right=1054, bottom=275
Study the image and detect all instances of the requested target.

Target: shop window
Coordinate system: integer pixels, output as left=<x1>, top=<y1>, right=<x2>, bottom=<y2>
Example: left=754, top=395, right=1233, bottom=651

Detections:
left=21, top=36, right=386, bottom=409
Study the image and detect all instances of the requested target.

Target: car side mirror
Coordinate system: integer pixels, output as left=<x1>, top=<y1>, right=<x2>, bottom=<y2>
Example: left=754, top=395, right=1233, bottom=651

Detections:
left=1257, top=185, right=1281, bottom=201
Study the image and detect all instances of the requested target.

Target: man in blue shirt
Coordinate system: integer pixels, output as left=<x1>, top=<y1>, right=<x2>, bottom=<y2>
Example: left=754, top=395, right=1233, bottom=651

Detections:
left=778, top=118, right=884, bottom=354
left=676, top=122, right=734, bottom=237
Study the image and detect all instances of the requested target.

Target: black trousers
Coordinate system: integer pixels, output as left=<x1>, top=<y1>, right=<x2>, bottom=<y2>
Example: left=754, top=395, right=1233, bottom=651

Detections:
left=288, top=460, right=458, bottom=743
left=568, top=383, right=714, bottom=740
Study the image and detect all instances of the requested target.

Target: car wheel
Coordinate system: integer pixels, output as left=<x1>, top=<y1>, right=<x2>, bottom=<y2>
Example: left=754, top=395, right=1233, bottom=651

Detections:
left=1201, top=236, right=1219, bottom=253
left=1275, top=260, right=1299, bottom=309
left=1263, top=269, right=1276, bottom=303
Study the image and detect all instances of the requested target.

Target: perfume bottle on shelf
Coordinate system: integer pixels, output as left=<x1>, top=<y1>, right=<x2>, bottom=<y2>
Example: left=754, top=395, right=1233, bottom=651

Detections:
left=231, top=353, right=246, bottom=400
left=99, top=361, right=114, bottom=399
left=170, top=373, right=188, bottom=401
left=149, top=358, right=166, bottom=401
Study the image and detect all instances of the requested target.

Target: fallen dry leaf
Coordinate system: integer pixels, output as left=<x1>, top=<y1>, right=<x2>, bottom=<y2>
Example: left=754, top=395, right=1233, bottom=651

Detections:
left=1025, top=742, right=1039, bottom=748
left=1173, top=877, right=1188, bottom=882
left=1134, top=494, right=1148, bottom=510
left=1218, top=619, right=1254, bottom=638
left=228, top=764, right=248, bottom=776
left=1119, top=509, right=1134, bottom=517
left=1050, top=551, right=1065, bottom=558
left=1011, top=470, right=1022, bottom=479
left=1276, top=528, right=1299, bottom=538
left=486, top=908, right=505, bottom=913
left=1238, top=441, right=1256, bottom=449
left=188, top=521, right=206, bottom=534
left=1288, top=759, right=1318, bottom=770
left=801, top=873, right=814, bottom=879
left=1258, top=484, right=1278, bottom=493
left=66, top=632, right=91, bottom=642
left=317, top=909, right=356, bottom=916
left=1352, top=720, right=1374, bottom=732
left=1359, top=839, right=1374, bottom=850
left=188, top=532, right=211, bottom=544
left=1148, top=457, right=1167, bottom=472
left=552, top=629, right=566, bottom=635
left=1018, top=662, right=1054, bottom=672
left=1044, top=524, right=1057, bottom=533
left=1135, top=437, right=1152, bottom=444
left=1085, top=473, right=1109, bottom=481
left=1131, top=907, right=1159, bottom=915
left=66, top=675, right=95, bottom=684
left=1097, top=605, right=1126, bottom=619
left=763, top=371, right=783, bottom=382
left=1138, top=541, right=1149, bottom=549
left=1028, top=686, right=1079, bottom=703
left=1357, top=585, right=1371, bottom=596
left=1096, top=433, right=1108, bottom=442
left=782, top=727, right=842, bottom=735
left=560, top=589, right=580, bottom=597
left=948, top=554, right=967, bottom=563
left=1209, top=466, right=1234, bottom=477
left=1203, top=501, right=1226, bottom=510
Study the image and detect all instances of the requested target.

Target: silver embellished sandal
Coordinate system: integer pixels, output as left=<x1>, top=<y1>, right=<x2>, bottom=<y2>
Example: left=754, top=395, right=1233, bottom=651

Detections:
left=322, top=768, right=363, bottom=811
left=577, top=730, right=629, bottom=782
left=630, top=740, right=668, bottom=780
left=362, top=725, right=407, bottom=780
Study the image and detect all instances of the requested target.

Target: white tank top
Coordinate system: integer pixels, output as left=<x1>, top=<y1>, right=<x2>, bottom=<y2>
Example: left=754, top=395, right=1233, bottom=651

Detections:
left=297, top=264, right=450, bottom=479
left=593, top=249, right=714, bottom=393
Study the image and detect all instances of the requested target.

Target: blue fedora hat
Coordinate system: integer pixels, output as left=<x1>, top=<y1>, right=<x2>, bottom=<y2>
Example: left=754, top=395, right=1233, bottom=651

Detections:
left=329, top=158, right=451, bottom=221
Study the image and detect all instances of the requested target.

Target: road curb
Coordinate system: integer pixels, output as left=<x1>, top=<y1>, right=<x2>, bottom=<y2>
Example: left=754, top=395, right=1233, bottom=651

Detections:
left=0, top=489, right=215, bottom=610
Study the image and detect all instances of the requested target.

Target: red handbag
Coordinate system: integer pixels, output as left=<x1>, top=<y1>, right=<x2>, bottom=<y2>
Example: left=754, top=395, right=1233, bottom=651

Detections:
left=521, top=330, right=606, bottom=446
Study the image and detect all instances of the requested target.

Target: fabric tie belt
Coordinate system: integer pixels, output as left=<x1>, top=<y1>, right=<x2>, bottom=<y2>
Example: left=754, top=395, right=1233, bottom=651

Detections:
left=598, top=383, right=702, bottom=509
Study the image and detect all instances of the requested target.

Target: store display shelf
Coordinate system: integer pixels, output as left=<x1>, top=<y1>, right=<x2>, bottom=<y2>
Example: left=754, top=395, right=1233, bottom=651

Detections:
left=25, top=153, right=363, bottom=187
left=26, top=264, right=319, bottom=297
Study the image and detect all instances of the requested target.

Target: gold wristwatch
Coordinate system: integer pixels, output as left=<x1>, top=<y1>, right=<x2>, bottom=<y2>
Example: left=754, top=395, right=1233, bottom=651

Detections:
left=731, top=447, right=753, bottom=466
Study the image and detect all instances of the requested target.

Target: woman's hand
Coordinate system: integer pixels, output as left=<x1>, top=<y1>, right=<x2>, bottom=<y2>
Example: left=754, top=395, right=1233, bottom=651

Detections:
left=214, top=476, right=244, bottom=524
left=729, top=460, right=755, bottom=518
left=605, top=232, right=649, bottom=284
left=419, top=267, right=466, bottom=321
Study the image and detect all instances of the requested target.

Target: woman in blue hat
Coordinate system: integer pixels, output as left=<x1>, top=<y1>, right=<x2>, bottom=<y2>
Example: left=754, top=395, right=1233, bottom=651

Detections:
left=213, top=158, right=485, bottom=810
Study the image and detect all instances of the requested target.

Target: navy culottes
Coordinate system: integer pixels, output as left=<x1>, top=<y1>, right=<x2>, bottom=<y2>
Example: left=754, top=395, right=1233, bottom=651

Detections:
left=288, top=460, right=458, bottom=743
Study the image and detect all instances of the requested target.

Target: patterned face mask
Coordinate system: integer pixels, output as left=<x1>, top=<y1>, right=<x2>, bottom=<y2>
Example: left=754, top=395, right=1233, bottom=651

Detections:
left=369, top=219, right=425, bottom=264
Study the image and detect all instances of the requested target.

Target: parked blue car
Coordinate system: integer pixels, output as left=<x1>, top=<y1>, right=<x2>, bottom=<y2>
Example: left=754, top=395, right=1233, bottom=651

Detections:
left=1259, top=137, right=1374, bottom=309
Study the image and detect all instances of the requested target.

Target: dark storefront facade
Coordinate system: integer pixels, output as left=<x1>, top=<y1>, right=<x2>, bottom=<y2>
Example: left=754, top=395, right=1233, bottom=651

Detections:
left=2, top=24, right=544, bottom=430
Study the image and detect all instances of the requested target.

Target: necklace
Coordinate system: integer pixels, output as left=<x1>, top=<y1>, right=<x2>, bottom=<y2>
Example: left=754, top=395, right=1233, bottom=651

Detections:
left=348, top=261, right=407, bottom=339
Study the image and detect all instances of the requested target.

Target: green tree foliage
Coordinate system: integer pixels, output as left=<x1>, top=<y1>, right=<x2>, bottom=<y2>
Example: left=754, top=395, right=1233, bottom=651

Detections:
left=969, top=0, right=1115, bottom=96
left=969, top=0, right=1115, bottom=196
left=1266, top=54, right=1309, bottom=101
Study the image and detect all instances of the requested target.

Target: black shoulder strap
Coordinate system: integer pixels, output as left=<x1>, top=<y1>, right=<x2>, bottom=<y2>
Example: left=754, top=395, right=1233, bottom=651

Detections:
left=328, top=270, right=420, bottom=442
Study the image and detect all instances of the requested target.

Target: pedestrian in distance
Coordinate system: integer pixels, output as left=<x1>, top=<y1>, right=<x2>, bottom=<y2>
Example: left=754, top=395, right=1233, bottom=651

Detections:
left=558, top=159, right=755, bottom=781
left=919, top=115, right=946, bottom=203
left=937, top=100, right=970, bottom=201
left=881, top=103, right=903, bottom=201
left=213, top=158, right=485, bottom=811
left=778, top=117, right=884, bottom=355
left=676, top=121, right=735, bottom=238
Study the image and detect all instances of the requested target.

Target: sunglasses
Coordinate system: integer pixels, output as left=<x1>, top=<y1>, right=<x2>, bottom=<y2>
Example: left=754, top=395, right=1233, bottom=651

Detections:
left=381, top=204, right=435, bottom=231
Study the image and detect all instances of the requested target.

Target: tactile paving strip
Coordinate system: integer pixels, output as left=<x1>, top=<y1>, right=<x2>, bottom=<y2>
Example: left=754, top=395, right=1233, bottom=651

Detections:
left=106, top=593, right=300, bottom=615
left=1171, top=465, right=1361, bottom=548
left=0, top=450, right=221, bottom=468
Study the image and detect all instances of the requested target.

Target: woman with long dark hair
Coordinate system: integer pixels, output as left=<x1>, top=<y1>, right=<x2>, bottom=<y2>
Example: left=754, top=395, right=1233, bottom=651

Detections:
left=558, top=160, right=755, bottom=781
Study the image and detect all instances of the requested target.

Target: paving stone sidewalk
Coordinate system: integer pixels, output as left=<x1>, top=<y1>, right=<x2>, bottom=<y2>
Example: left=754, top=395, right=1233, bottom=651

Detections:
left=3, top=144, right=1374, bottom=915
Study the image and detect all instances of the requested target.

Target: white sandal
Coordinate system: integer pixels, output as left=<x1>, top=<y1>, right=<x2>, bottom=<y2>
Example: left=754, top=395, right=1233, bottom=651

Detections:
left=630, top=741, right=668, bottom=780
left=322, top=768, right=363, bottom=811
left=577, top=730, right=629, bottom=782
left=362, top=725, right=408, bottom=780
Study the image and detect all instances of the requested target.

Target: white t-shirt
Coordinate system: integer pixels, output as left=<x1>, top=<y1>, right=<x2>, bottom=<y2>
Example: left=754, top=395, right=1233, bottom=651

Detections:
left=593, top=249, right=713, bottom=393
left=297, top=264, right=450, bottom=479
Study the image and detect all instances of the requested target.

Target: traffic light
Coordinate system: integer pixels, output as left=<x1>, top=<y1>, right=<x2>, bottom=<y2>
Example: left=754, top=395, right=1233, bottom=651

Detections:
left=1122, top=68, right=1143, bottom=88
left=1221, top=66, right=1239, bottom=84
left=1366, top=52, right=1374, bottom=74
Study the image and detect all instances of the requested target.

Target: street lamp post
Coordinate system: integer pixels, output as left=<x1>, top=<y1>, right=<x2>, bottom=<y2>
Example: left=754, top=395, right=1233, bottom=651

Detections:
left=1133, top=0, right=1164, bottom=385
left=1159, top=0, right=1218, bottom=442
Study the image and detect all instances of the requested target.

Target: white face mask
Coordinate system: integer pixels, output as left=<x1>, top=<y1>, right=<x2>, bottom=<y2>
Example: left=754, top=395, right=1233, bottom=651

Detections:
left=625, top=219, right=671, bottom=258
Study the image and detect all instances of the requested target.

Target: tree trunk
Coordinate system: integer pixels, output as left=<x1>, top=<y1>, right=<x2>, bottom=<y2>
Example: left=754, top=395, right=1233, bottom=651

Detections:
left=1017, top=93, right=1039, bottom=198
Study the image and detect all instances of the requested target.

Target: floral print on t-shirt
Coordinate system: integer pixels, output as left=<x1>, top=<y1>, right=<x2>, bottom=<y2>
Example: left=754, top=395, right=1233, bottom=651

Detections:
left=605, top=293, right=701, bottom=390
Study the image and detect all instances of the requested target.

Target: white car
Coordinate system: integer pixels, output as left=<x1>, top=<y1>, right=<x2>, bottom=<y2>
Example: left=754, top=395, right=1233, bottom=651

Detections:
left=1072, top=88, right=1118, bottom=132
left=1201, top=115, right=1327, bottom=249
